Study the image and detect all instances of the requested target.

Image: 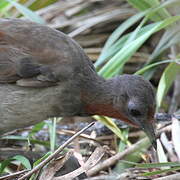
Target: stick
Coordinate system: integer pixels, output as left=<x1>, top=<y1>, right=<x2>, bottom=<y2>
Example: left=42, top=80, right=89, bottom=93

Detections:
left=54, top=147, right=104, bottom=180
left=0, top=170, right=28, bottom=180
left=18, top=122, right=95, bottom=180
left=87, top=137, right=149, bottom=176
left=154, top=172, right=180, bottom=180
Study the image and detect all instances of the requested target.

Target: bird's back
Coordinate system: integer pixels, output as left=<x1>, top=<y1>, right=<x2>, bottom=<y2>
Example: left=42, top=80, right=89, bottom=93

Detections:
left=0, top=19, right=98, bottom=134
left=0, top=18, right=96, bottom=87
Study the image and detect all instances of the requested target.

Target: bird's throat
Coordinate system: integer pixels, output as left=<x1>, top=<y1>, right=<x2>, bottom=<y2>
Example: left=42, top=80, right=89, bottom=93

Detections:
left=81, top=77, right=137, bottom=126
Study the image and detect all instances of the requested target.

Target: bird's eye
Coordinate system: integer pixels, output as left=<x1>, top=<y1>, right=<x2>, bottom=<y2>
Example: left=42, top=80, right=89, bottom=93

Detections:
left=129, top=109, right=141, bottom=117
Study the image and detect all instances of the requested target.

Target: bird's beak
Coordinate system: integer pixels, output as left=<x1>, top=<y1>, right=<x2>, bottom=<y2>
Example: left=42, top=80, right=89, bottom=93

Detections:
left=140, top=121, right=157, bottom=149
left=132, top=117, right=157, bottom=149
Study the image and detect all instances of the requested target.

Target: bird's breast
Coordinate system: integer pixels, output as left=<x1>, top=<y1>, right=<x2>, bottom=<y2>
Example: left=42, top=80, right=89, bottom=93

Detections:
left=0, top=81, right=83, bottom=134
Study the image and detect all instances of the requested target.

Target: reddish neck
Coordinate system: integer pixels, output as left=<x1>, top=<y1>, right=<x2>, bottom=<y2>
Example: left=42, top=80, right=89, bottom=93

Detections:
left=84, top=103, right=136, bottom=126
left=81, top=77, right=136, bottom=126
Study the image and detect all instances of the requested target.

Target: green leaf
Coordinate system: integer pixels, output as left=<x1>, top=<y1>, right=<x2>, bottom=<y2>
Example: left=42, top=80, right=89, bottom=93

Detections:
left=98, top=16, right=180, bottom=78
left=118, top=129, right=129, bottom=152
left=30, top=151, right=51, bottom=180
left=142, top=166, right=180, bottom=176
left=30, top=121, right=45, bottom=136
left=135, top=59, right=178, bottom=75
left=141, top=29, right=180, bottom=79
left=113, top=137, right=151, bottom=173
left=0, top=159, right=12, bottom=173
left=96, top=23, right=156, bottom=70
left=4, top=0, right=45, bottom=24
left=95, top=11, right=147, bottom=67
left=1, top=135, right=50, bottom=147
left=0, top=0, right=9, bottom=10
left=1, top=135, right=28, bottom=140
left=47, top=118, right=57, bottom=152
left=127, top=0, right=170, bottom=21
left=93, top=115, right=130, bottom=145
left=33, top=152, right=51, bottom=167
left=145, top=26, right=180, bottom=72
left=120, top=160, right=180, bottom=168
left=29, top=0, right=57, bottom=11
left=96, top=0, right=180, bottom=71
left=113, top=130, right=150, bottom=174
left=156, top=62, right=180, bottom=108
left=0, top=155, right=31, bottom=173
left=0, top=0, right=11, bottom=17
left=98, top=22, right=159, bottom=77
left=12, top=155, right=31, bottom=170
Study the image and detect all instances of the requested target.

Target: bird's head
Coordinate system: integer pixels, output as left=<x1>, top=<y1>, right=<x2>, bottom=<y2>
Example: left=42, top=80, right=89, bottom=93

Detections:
left=84, top=74, right=156, bottom=148
left=111, top=75, right=156, bottom=148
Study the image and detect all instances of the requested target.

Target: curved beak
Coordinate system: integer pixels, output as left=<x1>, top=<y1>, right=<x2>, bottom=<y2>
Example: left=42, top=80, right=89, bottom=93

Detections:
left=141, top=122, right=157, bottom=149
left=133, top=117, right=157, bottom=149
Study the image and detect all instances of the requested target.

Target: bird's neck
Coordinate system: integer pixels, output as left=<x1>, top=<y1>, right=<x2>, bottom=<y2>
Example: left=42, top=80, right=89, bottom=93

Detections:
left=81, top=76, right=130, bottom=122
left=81, top=76, right=113, bottom=105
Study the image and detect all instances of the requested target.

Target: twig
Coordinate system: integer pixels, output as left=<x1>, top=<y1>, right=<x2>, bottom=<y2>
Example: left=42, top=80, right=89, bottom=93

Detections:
left=57, top=129, right=102, bottom=144
left=0, top=170, right=28, bottom=180
left=54, top=146, right=104, bottom=180
left=39, top=151, right=74, bottom=180
left=83, top=172, right=131, bottom=180
left=155, top=113, right=180, bottom=122
left=87, top=137, right=149, bottom=176
left=154, top=172, right=180, bottom=180
left=18, top=122, right=95, bottom=180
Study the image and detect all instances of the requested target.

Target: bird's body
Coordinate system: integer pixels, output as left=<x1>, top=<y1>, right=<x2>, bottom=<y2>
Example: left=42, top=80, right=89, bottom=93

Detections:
left=0, top=19, right=156, bottom=146
left=0, top=18, right=98, bottom=133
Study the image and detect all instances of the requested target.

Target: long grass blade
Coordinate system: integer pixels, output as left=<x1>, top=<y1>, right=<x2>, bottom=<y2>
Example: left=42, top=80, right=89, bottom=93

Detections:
left=4, top=0, right=45, bottom=24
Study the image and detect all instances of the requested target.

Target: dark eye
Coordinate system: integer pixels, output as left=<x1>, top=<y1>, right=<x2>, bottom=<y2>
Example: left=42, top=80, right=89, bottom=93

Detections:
left=129, top=109, right=141, bottom=117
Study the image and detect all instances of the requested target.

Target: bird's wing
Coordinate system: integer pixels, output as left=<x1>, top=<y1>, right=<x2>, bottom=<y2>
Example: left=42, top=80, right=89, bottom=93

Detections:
left=0, top=18, right=96, bottom=87
left=0, top=47, right=58, bottom=87
left=0, top=30, right=59, bottom=87
left=0, top=19, right=68, bottom=87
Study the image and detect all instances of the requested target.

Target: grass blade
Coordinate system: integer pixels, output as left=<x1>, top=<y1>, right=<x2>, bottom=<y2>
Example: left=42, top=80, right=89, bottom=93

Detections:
left=98, top=16, right=180, bottom=78
left=135, top=59, right=178, bottom=75
left=156, top=62, right=180, bottom=109
left=4, top=0, right=45, bottom=24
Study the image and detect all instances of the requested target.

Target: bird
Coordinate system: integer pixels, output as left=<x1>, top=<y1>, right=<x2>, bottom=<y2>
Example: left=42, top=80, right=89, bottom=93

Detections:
left=0, top=18, right=156, bottom=147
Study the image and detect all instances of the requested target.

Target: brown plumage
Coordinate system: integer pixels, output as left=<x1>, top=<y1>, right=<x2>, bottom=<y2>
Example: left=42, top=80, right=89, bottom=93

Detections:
left=0, top=18, right=156, bottom=147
